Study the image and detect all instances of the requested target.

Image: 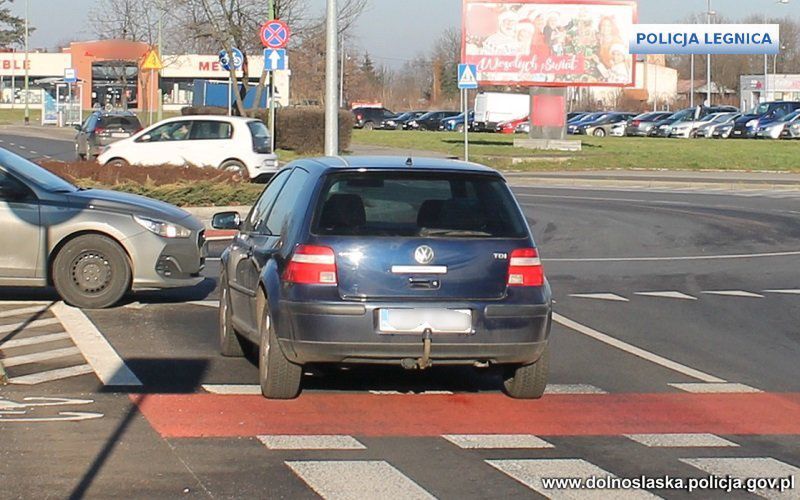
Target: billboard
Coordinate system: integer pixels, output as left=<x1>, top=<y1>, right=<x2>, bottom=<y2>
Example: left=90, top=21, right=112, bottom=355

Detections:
left=462, top=0, right=637, bottom=87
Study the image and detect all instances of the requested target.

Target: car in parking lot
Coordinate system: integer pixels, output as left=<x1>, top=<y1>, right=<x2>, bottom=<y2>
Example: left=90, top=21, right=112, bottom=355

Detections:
left=381, top=111, right=426, bottom=130
left=757, top=109, right=800, bottom=139
left=580, top=112, right=637, bottom=137
left=75, top=110, right=142, bottom=159
left=496, top=116, right=528, bottom=134
left=567, top=112, right=604, bottom=134
left=730, top=101, right=800, bottom=138
left=624, top=112, right=673, bottom=137
left=352, top=107, right=395, bottom=130
left=408, top=111, right=461, bottom=131
left=440, top=111, right=474, bottom=132
left=97, top=115, right=278, bottom=182
left=213, top=156, right=552, bottom=399
left=0, top=147, right=205, bottom=309
left=696, top=112, right=741, bottom=138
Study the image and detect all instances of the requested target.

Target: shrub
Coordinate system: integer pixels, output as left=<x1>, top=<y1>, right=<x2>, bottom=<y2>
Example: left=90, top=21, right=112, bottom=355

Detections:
left=181, top=106, right=228, bottom=116
left=40, top=160, right=243, bottom=186
left=260, top=107, right=353, bottom=154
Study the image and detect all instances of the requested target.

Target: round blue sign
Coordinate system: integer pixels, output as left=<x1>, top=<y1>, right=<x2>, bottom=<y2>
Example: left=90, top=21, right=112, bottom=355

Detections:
left=218, top=48, right=244, bottom=71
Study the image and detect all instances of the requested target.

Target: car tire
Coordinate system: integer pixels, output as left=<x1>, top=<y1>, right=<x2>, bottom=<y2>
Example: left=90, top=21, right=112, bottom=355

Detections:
left=258, top=302, right=302, bottom=399
left=593, top=128, right=606, bottom=137
left=220, top=159, right=247, bottom=181
left=108, top=158, right=129, bottom=168
left=502, top=345, right=549, bottom=399
left=219, top=276, right=246, bottom=357
left=363, top=121, right=375, bottom=131
left=52, top=234, right=131, bottom=309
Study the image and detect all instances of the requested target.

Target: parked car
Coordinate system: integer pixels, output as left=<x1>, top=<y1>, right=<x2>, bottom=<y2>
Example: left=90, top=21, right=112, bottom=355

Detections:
left=567, top=112, right=587, bottom=121
left=668, top=107, right=739, bottom=138
left=730, top=101, right=800, bottom=138
left=757, top=109, right=800, bottom=139
left=97, top=115, right=278, bottom=182
left=75, top=110, right=142, bottom=159
left=473, top=92, right=529, bottom=131
left=352, top=107, right=395, bottom=130
left=624, top=112, right=673, bottom=137
left=516, top=121, right=531, bottom=134
left=580, top=112, right=637, bottom=137
left=212, top=156, right=553, bottom=399
left=0, top=147, right=205, bottom=308
left=382, top=111, right=426, bottom=130
left=696, top=113, right=741, bottom=138
left=496, top=116, right=528, bottom=134
left=440, top=111, right=474, bottom=132
left=610, top=122, right=626, bottom=137
left=567, top=112, right=605, bottom=134
left=714, top=123, right=735, bottom=139
left=407, top=111, right=460, bottom=131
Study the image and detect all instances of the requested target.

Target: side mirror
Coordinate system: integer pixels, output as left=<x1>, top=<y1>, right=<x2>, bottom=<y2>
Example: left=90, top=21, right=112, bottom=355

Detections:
left=139, top=134, right=152, bottom=142
left=211, top=211, right=241, bottom=230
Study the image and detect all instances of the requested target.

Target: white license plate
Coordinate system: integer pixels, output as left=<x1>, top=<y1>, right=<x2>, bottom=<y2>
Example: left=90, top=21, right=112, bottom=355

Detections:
left=378, top=308, right=472, bottom=334
left=111, top=133, right=129, bottom=138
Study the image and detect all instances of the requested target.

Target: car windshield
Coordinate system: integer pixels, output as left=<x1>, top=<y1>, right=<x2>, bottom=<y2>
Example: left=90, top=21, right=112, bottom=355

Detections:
left=751, top=103, right=771, bottom=115
left=393, top=112, right=413, bottom=120
left=314, top=171, right=527, bottom=238
left=777, top=110, right=800, bottom=122
left=712, top=113, right=734, bottom=123
left=0, top=149, right=77, bottom=193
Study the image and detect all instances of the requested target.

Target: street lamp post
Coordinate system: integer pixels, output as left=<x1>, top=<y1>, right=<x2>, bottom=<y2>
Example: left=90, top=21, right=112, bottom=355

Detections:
left=706, top=0, right=714, bottom=106
left=324, top=0, right=339, bottom=156
left=23, top=0, right=29, bottom=125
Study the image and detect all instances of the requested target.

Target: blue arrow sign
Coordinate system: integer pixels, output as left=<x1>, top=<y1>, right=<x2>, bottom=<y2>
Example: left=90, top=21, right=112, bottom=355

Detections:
left=264, top=48, right=287, bottom=71
left=458, top=64, right=478, bottom=89
left=219, top=48, right=244, bottom=71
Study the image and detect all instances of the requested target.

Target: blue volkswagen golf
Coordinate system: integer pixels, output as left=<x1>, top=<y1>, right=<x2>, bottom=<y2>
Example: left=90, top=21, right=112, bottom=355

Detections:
left=213, top=157, right=552, bottom=399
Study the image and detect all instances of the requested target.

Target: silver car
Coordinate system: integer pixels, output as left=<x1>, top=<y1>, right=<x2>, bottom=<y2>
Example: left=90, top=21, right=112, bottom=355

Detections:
left=0, top=148, right=205, bottom=308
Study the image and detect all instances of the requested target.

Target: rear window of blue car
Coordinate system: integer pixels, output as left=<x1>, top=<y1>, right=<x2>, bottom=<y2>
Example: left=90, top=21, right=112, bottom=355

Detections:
left=313, top=171, right=528, bottom=238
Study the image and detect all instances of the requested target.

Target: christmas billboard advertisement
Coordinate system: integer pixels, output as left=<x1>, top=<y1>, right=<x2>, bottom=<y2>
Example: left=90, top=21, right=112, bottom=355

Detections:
left=462, top=0, right=637, bottom=87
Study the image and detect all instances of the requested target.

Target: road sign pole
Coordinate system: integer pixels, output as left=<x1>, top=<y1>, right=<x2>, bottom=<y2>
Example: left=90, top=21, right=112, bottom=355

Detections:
left=464, top=89, right=469, bottom=162
left=325, top=0, right=339, bottom=156
left=228, top=74, right=232, bottom=116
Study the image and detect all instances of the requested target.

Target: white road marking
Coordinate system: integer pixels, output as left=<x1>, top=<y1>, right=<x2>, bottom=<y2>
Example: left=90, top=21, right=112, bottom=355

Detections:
left=569, top=293, right=629, bottom=302
left=123, top=302, right=147, bottom=310
left=702, top=290, right=764, bottom=298
left=51, top=302, right=141, bottom=386
left=635, top=291, right=697, bottom=300
left=202, top=384, right=260, bottom=394
left=443, top=434, right=554, bottom=449
left=29, top=150, right=38, bottom=155
left=368, top=390, right=453, bottom=395
left=8, top=364, right=94, bottom=385
left=487, top=459, right=659, bottom=499
left=17, top=145, right=25, bottom=149
left=545, top=251, right=800, bottom=263
left=544, top=384, right=608, bottom=395
left=669, top=382, right=762, bottom=393
left=0, top=317, right=60, bottom=335
left=763, top=289, right=800, bottom=295
left=0, top=332, right=70, bottom=349
left=286, top=460, right=436, bottom=500
left=0, top=305, right=53, bottom=319
left=625, top=433, right=739, bottom=448
left=681, top=458, right=799, bottom=499
left=0, top=301, right=53, bottom=306
left=0, top=411, right=104, bottom=423
left=2, top=346, right=81, bottom=367
left=189, top=300, right=220, bottom=308
left=553, top=313, right=726, bottom=383
left=258, top=435, right=366, bottom=450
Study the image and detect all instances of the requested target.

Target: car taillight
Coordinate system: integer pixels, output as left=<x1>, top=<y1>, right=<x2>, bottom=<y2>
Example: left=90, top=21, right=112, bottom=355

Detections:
left=283, top=245, right=337, bottom=285
left=507, top=248, right=544, bottom=287
left=356, top=114, right=363, bottom=121
left=94, top=127, right=105, bottom=134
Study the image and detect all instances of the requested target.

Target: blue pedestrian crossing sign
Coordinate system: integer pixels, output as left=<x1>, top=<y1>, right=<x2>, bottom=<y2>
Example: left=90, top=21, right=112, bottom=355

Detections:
left=264, top=49, right=287, bottom=71
left=458, top=64, right=478, bottom=89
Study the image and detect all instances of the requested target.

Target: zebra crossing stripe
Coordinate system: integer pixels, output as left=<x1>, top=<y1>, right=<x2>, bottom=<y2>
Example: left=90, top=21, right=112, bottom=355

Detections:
left=0, top=332, right=70, bottom=349
left=8, top=364, right=94, bottom=385
left=669, top=383, right=762, bottom=393
left=545, top=384, right=608, bottom=395
left=0, top=317, right=60, bottom=335
left=635, top=291, right=697, bottom=300
left=258, top=435, right=366, bottom=450
left=2, top=346, right=81, bottom=367
left=0, top=305, right=53, bottom=319
left=286, top=460, right=436, bottom=500
left=443, top=434, right=554, bottom=449
left=763, top=289, right=800, bottom=295
left=625, top=433, right=739, bottom=448
left=487, top=459, right=659, bottom=499
left=570, top=293, right=629, bottom=302
left=702, top=291, right=765, bottom=298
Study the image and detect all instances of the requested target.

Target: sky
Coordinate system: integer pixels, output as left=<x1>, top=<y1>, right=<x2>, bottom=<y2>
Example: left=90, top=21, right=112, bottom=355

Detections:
left=8, top=0, right=800, bottom=67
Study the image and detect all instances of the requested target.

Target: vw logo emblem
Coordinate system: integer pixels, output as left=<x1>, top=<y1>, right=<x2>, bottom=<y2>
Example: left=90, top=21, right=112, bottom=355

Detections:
left=414, top=245, right=434, bottom=265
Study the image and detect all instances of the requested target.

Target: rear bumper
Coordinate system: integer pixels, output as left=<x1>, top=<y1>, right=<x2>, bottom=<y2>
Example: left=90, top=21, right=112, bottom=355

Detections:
left=277, top=300, right=552, bottom=366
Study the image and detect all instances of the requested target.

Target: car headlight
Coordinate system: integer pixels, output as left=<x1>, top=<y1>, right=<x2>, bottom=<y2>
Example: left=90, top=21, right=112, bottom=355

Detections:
left=385, top=120, right=396, bottom=126
left=746, top=119, right=759, bottom=128
left=133, top=215, right=191, bottom=238
left=408, top=120, right=417, bottom=126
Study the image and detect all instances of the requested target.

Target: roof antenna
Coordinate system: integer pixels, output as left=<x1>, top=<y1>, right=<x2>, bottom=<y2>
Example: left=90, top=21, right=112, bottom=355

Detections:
left=405, top=157, right=413, bottom=167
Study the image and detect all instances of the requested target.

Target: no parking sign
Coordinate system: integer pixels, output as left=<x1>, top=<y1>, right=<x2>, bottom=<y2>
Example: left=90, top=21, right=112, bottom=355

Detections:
left=260, top=20, right=290, bottom=49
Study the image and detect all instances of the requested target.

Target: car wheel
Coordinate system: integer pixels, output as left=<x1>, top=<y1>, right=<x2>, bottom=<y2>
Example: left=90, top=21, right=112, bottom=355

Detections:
left=502, top=345, right=549, bottom=399
left=108, top=158, right=129, bottom=168
left=219, top=275, right=245, bottom=357
left=220, top=159, right=247, bottom=181
left=258, top=302, right=302, bottom=399
left=593, top=128, right=606, bottom=137
left=363, top=121, right=375, bottom=131
left=52, top=234, right=131, bottom=309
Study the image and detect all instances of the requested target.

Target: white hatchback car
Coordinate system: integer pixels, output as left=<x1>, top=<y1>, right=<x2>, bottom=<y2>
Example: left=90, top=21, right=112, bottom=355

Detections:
left=97, top=115, right=278, bottom=181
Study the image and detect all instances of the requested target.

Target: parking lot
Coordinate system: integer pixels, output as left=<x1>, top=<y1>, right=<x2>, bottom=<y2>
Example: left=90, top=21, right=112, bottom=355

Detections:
left=2, top=175, right=799, bottom=498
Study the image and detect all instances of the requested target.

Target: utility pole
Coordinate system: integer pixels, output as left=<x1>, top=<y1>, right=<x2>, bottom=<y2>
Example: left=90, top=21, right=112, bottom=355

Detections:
left=324, top=0, right=339, bottom=156
left=23, top=0, right=29, bottom=125
left=706, top=0, right=713, bottom=106
left=339, top=35, right=345, bottom=108
left=157, top=0, right=164, bottom=122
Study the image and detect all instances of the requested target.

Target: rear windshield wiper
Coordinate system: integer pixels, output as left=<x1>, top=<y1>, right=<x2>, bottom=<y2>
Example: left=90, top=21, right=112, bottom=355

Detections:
left=419, top=228, right=492, bottom=237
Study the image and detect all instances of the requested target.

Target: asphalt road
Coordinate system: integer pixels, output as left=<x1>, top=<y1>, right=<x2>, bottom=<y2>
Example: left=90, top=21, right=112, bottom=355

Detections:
left=2, top=179, right=800, bottom=496
left=0, top=126, right=78, bottom=161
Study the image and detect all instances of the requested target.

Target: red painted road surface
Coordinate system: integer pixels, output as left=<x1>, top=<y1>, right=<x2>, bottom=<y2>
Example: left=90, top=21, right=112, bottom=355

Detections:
left=133, top=392, right=800, bottom=438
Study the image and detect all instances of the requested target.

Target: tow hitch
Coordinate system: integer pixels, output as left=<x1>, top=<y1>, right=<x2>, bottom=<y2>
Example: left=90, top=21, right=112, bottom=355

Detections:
left=401, top=328, right=433, bottom=370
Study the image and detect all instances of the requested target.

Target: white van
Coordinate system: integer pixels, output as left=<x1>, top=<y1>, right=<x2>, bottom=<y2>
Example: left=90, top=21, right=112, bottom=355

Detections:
left=97, top=115, right=279, bottom=182
left=473, top=92, right=530, bottom=132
